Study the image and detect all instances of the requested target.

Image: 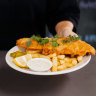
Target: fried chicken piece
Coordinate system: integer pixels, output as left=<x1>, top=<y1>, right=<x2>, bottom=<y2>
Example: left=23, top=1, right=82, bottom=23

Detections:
left=16, top=37, right=95, bottom=56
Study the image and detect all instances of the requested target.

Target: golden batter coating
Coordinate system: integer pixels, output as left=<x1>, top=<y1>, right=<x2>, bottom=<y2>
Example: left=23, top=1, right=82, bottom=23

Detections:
left=16, top=37, right=95, bottom=56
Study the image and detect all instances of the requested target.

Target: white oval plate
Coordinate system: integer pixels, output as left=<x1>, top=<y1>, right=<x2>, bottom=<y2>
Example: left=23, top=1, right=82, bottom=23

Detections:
left=5, top=46, right=91, bottom=76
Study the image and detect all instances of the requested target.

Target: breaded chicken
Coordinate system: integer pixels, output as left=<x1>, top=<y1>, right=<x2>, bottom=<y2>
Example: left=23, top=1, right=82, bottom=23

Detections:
left=16, top=37, right=95, bottom=56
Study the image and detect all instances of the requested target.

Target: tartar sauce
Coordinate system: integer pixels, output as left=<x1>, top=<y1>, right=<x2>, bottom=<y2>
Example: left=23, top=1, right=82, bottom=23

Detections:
left=27, top=58, right=52, bottom=72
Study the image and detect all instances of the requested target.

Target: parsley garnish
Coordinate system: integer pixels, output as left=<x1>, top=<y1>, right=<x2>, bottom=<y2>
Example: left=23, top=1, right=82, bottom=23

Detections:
left=54, top=34, right=62, bottom=38
left=36, top=36, right=42, bottom=42
left=68, top=35, right=80, bottom=41
left=44, top=37, right=48, bottom=39
left=30, top=35, right=42, bottom=42
left=52, top=38, right=57, bottom=42
left=26, top=35, right=42, bottom=47
left=63, top=39, right=70, bottom=43
left=30, top=35, right=36, bottom=40
left=26, top=40, right=32, bottom=47
left=51, top=38, right=59, bottom=47
left=52, top=42, right=59, bottom=47
left=26, top=34, right=80, bottom=47
left=39, top=39, right=49, bottom=45
left=63, top=35, right=80, bottom=44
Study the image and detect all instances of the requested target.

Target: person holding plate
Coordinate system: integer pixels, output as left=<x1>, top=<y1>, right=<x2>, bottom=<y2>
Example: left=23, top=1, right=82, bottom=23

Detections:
left=0, top=0, right=80, bottom=49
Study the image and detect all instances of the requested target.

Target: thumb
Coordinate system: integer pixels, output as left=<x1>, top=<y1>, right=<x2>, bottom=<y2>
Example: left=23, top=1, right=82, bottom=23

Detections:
left=71, top=32, right=78, bottom=37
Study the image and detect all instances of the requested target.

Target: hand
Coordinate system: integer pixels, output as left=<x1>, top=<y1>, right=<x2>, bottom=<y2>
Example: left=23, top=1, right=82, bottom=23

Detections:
left=55, top=21, right=78, bottom=37
left=57, top=28, right=78, bottom=37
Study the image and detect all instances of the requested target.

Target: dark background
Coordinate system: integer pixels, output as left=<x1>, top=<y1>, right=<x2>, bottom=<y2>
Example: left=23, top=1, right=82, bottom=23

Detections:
left=78, top=0, right=96, bottom=48
left=47, top=0, right=96, bottom=48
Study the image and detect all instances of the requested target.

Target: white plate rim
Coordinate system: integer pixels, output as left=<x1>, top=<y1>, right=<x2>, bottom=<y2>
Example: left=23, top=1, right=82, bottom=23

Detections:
left=5, top=46, right=91, bottom=76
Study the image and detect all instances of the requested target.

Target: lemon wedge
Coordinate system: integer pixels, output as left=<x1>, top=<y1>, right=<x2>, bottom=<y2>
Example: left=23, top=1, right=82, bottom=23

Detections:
left=13, top=54, right=32, bottom=68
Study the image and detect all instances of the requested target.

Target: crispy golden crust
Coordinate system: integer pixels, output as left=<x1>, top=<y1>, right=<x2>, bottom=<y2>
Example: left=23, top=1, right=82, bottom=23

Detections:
left=16, top=37, right=95, bottom=56
left=43, top=39, right=95, bottom=56
left=16, top=38, right=43, bottom=50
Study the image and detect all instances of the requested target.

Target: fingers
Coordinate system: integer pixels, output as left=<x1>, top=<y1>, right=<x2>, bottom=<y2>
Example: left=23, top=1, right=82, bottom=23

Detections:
left=61, top=30, right=78, bottom=37
left=57, top=28, right=78, bottom=37
left=69, top=32, right=78, bottom=37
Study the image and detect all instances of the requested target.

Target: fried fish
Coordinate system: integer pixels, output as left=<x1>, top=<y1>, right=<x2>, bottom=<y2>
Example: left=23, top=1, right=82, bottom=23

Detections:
left=16, top=37, right=95, bottom=56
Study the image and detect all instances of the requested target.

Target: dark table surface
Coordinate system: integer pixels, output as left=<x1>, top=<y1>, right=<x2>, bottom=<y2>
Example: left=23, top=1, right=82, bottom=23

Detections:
left=0, top=50, right=96, bottom=96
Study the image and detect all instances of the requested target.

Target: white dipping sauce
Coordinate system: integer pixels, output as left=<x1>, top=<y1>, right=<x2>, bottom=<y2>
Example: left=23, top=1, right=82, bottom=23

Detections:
left=27, top=58, right=52, bottom=72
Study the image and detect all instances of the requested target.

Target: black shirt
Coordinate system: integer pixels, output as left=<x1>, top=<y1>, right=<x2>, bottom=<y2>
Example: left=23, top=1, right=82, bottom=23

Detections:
left=0, top=0, right=80, bottom=49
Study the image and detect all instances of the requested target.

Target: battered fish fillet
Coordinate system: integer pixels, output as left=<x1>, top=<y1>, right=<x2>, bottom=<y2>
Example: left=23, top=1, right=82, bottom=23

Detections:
left=16, top=38, right=43, bottom=50
left=16, top=37, right=95, bottom=56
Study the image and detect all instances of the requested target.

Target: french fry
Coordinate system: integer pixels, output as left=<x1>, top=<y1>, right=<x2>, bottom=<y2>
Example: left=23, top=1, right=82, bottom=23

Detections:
left=59, top=60, right=65, bottom=65
left=71, top=59, right=77, bottom=65
left=65, top=63, right=73, bottom=68
left=57, top=64, right=66, bottom=71
left=57, top=55, right=65, bottom=60
left=25, top=49, right=83, bottom=72
left=31, top=54, right=40, bottom=58
left=51, top=56, right=58, bottom=72
left=57, top=60, right=60, bottom=66
left=26, top=49, right=41, bottom=54
left=77, top=56, right=83, bottom=62
left=64, top=57, right=71, bottom=63
left=48, top=53, right=56, bottom=58
left=40, top=55, right=50, bottom=60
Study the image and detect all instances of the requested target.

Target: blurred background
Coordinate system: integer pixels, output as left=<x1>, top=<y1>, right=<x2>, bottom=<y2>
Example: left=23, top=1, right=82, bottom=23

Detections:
left=78, top=0, right=96, bottom=48
left=47, top=0, right=96, bottom=48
